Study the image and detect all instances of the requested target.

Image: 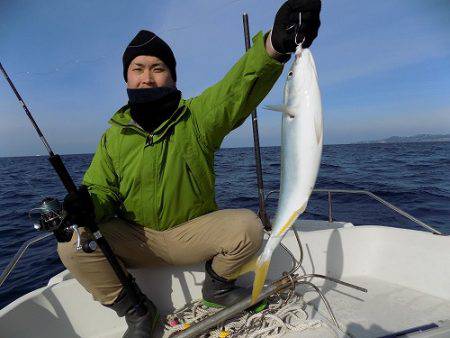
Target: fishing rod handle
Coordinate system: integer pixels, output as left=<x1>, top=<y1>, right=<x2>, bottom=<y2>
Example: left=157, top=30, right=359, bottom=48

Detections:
left=48, top=155, right=78, bottom=193
left=49, top=154, right=143, bottom=308
left=92, top=231, right=146, bottom=314
left=45, top=144, right=142, bottom=306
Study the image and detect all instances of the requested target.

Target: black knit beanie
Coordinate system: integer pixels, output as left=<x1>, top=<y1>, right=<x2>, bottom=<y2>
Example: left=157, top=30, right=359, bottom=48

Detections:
left=122, top=30, right=177, bottom=83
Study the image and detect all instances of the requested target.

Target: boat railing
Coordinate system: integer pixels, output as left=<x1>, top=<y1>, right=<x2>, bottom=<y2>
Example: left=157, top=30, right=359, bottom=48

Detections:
left=264, top=188, right=444, bottom=236
left=0, top=233, right=53, bottom=289
left=1, top=188, right=444, bottom=290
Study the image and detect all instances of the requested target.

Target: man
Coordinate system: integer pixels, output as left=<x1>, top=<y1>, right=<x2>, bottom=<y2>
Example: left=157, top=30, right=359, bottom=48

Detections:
left=58, top=1, right=321, bottom=337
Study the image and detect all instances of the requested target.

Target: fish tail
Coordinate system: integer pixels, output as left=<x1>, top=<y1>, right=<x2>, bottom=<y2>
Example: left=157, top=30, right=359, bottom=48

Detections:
left=251, top=258, right=271, bottom=304
left=227, top=255, right=258, bottom=280
left=227, top=254, right=272, bottom=304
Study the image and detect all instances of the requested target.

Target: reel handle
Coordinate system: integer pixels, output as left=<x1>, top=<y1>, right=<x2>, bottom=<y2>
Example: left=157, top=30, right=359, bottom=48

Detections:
left=72, top=225, right=98, bottom=253
left=82, top=240, right=97, bottom=253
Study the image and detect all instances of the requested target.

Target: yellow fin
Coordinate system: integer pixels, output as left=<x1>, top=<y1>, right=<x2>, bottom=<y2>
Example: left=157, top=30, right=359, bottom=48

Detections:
left=277, top=211, right=298, bottom=236
left=276, top=201, right=308, bottom=237
left=227, top=255, right=258, bottom=280
left=251, top=259, right=271, bottom=304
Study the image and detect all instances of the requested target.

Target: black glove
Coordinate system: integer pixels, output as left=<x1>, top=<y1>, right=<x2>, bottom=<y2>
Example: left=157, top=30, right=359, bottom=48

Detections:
left=63, top=185, right=95, bottom=226
left=271, top=0, right=321, bottom=53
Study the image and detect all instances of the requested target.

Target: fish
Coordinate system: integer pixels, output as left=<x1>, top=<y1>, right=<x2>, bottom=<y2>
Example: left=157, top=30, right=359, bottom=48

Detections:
left=231, top=46, right=323, bottom=304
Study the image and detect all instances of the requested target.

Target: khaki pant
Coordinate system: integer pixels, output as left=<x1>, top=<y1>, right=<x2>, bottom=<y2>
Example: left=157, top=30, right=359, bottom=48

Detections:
left=57, top=209, right=263, bottom=304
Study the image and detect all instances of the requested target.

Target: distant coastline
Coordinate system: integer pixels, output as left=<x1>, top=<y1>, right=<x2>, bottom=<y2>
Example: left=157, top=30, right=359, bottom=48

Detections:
left=356, top=133, right=450, bottom=144
left=2, top=134, right=450, bottom=158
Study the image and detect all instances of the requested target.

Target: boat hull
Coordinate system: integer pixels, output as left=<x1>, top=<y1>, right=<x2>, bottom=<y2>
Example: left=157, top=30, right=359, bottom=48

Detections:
left=1, top=222, right=450, bottom=338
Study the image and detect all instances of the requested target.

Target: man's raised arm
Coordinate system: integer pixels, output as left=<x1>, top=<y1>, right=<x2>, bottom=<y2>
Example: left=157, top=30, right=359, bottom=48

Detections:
left=187, top=0, right=321, bottom=151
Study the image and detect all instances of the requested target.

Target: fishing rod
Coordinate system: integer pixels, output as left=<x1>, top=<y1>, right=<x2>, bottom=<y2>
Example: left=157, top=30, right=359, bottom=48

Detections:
left=242, top=13, right=271, bottom=231
left=0, top=61, right=146, bottom=314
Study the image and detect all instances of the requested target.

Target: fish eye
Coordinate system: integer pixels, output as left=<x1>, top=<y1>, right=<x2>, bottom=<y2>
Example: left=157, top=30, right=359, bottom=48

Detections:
left=287, top=71, right=293, bottom=77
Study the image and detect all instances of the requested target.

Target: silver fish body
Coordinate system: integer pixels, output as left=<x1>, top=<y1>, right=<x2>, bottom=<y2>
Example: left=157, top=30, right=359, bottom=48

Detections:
left=251, top=47, right=323, bottom=302
left=264, top=47, right=323, bottom=257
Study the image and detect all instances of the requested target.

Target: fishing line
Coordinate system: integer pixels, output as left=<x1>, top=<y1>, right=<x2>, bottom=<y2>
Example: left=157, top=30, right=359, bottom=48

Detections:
left=8, top=0, right=250, bottom=79
left=22, top=174, right=48, bottom=202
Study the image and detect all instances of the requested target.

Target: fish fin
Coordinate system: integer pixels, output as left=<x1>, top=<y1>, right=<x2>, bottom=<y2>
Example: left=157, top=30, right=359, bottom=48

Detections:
left=227, top=255, right=258, bottom=280
left=314, top=112, right=323, bottom=145
left=276, top=211, right=300, bottom=237
left=263, top=104, right=287, bottom=113
left=275, top=203, right=308, bottom=237
left=251, top=259, right=271, bottom=304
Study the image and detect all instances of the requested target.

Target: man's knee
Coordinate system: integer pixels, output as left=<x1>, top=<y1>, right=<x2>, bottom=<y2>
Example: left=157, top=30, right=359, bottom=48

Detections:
left=231, top=209, right=264, bottom=254
left=57, top=232, right=77, bottom=264
left=57, top=218, right=117, bottom=265
left=56, top=228, right=93, bottom=268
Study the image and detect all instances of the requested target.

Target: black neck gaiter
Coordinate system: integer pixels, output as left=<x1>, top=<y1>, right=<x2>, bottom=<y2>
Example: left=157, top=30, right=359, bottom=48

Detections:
left=127, top=87, right=182, bottom=133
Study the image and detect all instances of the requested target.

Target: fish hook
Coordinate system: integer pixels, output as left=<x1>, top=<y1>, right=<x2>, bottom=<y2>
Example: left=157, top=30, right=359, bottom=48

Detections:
left=294, top=12, right=305, bottom=47
left=295, top=32, right=305, bottom=47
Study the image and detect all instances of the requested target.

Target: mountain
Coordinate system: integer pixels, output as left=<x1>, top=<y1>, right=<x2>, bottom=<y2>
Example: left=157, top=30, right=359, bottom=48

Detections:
left=358, top=133, right=450, bottom=144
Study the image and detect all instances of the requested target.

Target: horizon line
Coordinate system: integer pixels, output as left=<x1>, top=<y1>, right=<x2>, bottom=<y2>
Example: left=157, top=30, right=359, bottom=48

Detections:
left=2, top=140, right=450, bottom=159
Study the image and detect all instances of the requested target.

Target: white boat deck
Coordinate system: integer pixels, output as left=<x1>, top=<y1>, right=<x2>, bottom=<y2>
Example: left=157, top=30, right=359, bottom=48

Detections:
left=300, top=276, right=450, bottom=337
left=1, top=220, right=449, bottom=337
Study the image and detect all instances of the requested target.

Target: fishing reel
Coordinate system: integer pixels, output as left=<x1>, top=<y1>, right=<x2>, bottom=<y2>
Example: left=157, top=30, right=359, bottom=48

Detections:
left=29, top=197, right=97, bottom=253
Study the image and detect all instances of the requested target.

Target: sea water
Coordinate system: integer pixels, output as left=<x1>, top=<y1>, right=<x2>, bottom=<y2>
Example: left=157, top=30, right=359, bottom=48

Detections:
left=1, top=142, right=449, bottom=309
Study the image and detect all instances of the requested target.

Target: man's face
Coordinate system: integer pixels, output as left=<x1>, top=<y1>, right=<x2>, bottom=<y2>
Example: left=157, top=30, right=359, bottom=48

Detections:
left=127, top=55, right=175, bottom=89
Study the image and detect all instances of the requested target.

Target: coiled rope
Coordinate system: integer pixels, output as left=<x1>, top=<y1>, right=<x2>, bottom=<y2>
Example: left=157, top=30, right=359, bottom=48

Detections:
left=164, top=291, right=322, bottom=337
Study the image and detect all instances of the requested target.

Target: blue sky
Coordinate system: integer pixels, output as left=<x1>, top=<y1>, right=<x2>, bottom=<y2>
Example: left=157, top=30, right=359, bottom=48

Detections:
left=1, top=0, right=449, bottom=157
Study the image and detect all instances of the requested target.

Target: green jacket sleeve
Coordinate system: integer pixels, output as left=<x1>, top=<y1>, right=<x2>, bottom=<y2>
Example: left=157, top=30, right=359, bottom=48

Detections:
left=82, top=132, right=120, bottom=223
left=188, top=31, right=284, bottom=151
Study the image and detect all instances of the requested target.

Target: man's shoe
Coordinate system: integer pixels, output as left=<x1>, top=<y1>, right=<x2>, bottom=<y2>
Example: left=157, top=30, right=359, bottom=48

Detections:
left=202, top=260, right=267, bottom=312
left=105, top=281, right=159, bottom=338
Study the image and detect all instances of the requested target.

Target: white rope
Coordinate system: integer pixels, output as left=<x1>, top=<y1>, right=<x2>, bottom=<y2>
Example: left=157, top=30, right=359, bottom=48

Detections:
left=164, top=291, right=322, bottom=338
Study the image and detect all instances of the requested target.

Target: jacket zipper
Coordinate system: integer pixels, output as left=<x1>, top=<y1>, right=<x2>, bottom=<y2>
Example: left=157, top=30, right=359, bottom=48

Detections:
left=147, top=134, right=154, bottom=146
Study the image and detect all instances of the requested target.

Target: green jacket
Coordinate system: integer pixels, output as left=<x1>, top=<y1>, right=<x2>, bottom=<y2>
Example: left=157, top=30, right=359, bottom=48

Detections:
left=83, top=32, right=283, bottom=231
